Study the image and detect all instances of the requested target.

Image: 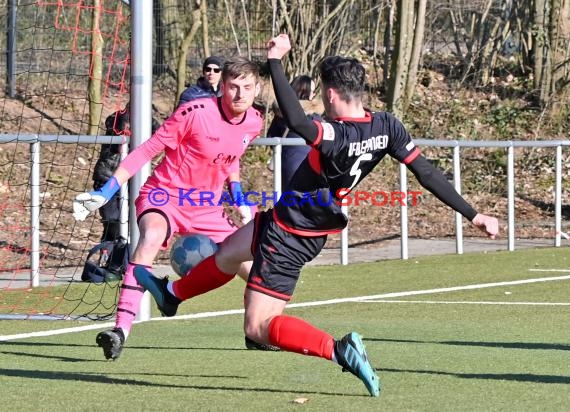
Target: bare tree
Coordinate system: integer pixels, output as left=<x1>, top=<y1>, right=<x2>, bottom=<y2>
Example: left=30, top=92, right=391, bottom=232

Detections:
left=154, top=0, right=189, bottom=77
left=382, top=0, right=396, bottom=89
left=275, top=0, right=356, bottom=77
left=387, top=0, right=427, bottom=117
left=176, top=2, right=203, bottom=107
left=88, top=0, right=104, bottom=135
left=532, top=0, right=570, bottom=113
left=446, top=0, right=513, bottom=86
left=550, top=0, right=570, bottom=95
left=201, top=0, right=210, bottom=57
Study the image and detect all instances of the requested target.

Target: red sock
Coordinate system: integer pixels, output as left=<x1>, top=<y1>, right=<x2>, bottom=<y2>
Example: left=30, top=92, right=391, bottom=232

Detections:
left=172, top=255, right=235, bottom=300
left=268, top=315, right=334, bottom=360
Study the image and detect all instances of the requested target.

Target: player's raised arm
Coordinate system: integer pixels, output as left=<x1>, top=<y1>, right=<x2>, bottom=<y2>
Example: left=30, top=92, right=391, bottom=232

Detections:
left=267, top=34, right=319, bottom=144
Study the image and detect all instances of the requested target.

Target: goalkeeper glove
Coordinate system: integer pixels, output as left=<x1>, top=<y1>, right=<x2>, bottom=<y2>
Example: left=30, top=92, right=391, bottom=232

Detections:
left=73, top=176, right=120, bottom=221
left=237, top=204, right=257, bottom=224
left=229, top=181, right=244, bottom=206
left=229, top=181, right=256, bottom=224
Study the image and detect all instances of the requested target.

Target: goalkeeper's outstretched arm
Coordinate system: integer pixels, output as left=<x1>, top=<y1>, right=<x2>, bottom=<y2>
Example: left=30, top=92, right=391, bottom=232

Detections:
left=73, top=134, right=166, bottom=221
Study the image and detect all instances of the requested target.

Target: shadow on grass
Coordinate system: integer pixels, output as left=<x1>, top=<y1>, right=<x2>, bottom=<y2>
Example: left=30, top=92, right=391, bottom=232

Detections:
left=1, top=341, right=252, bottom=351
left=0, top=350, right=96, bottom=363
left=378, top=367, right=570, bottom=384
left=367, top=337, right=570, bottom=384
left=0, top=368, right=367, bottom=396
left=366, top=337, right=570, bottom=351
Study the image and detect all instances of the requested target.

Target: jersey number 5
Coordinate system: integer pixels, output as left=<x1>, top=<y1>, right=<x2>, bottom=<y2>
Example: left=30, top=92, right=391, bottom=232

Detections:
left=348, top=153, right=373, bottom=190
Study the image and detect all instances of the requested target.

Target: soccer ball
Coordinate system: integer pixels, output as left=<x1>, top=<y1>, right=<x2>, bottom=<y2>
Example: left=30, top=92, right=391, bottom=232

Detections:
left=170, top=234, right=218, bottom=277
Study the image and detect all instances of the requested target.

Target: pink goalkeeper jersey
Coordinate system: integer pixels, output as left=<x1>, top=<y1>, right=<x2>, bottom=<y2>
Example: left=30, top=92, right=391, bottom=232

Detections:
left=134, top=97, right=262, bottom=203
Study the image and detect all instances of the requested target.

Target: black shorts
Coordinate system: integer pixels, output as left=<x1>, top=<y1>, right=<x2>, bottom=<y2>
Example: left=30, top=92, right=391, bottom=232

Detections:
left=247, top=210, right=327, bottom=301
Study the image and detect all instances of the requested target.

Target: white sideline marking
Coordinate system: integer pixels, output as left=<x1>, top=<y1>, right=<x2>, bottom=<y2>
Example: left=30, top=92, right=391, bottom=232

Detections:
left=361, top=300, right=570, bottom=306
left=528, top=269, right=570, bottom=272
left=1, top=274, right=569, bottom=342
left=152, top=308, right=245, bottom=322
left=280, top=274, right=570, bottom=310
left=0, top=322, right=115, bottom=342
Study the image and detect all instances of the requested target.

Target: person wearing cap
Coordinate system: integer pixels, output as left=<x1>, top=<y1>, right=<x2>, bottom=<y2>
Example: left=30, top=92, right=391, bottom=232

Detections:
left=178, top=56, right=225, bottom=107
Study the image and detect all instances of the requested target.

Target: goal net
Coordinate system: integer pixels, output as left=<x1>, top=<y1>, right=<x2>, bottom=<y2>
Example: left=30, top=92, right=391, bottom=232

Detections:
left=0, top=0, right=274, bottom=321
left=0, top=0, right=131, bottom=319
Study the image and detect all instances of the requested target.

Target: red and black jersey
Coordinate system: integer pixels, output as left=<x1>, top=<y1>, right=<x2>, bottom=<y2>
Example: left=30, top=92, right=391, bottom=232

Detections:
left=268, top=58, right=476, bottom=237
left=274, top=110, right=420, bottom=236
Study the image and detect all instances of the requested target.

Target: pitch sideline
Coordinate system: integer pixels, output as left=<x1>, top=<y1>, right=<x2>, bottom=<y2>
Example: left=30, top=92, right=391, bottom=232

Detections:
left=1, top=273, right=569, bottom=342
left=362, top=300, right=570, bottom=305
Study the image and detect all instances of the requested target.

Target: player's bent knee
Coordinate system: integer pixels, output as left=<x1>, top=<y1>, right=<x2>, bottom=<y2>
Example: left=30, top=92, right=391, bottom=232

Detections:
left=237, top=261, right=252, bottom=277
left=214, top=244, right=244, bottom=272
left=243, top=320, right=265, bottom=343
left=137, top=228, right=167, bottom=251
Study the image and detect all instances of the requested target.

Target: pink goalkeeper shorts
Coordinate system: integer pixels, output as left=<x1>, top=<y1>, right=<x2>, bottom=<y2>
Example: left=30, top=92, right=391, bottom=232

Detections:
left=135, top=190, right=239, bottom=247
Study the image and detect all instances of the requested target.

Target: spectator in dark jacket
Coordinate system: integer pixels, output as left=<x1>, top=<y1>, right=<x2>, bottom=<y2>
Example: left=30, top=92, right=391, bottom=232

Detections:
left=267, top=75, right=319, bottom=189
left=178, top=56, right=225, bottom=107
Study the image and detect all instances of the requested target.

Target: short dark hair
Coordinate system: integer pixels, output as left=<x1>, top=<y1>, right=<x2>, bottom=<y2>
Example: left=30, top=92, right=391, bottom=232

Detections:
left=319, top=56, right=365, bottom=102
left=290, top=75, right=313, bottom=100
left=222, top=56, right=260, bottom=83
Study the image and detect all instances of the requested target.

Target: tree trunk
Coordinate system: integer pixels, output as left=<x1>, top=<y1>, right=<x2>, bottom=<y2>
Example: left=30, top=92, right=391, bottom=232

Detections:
left=176, top=7, right=203, bottom=107
left=153, top=1, right=167, bottom=75
left=388, top=0, right=425, bottom=118
left=388, top=0, right=408, bottom=116
left=201, top=0, right=210, bottom=57
left=383, top=0, right=395, bottom=88
left=403, top=0, right=426, bottom=111
left=372, top=5, right=383, bottom=91
left=154, top=0, right=184, bottom=77
left=548, top=0, right=570, bottom=116
left=533, top=0, right=550, bottom=106
left=88, top=0, right=103, bottom=135
left=478, top=15, right=504, bottom=85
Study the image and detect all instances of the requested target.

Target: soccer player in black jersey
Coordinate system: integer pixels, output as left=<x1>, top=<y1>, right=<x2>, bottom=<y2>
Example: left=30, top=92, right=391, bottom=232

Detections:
left=135, top=34, right=499, bottom=397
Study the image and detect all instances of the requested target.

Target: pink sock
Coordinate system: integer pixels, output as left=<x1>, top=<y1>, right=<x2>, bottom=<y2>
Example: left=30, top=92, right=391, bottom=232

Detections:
left=115, top=262, right=151, bottom=335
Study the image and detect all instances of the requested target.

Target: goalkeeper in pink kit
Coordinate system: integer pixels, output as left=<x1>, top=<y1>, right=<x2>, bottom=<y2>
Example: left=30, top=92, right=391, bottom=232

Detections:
left=73, top=57, right=263, bottom=360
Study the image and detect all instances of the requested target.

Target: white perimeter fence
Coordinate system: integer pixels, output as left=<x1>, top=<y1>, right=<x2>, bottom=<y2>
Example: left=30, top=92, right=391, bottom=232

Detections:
left=0, top=134, right=568, bottom=288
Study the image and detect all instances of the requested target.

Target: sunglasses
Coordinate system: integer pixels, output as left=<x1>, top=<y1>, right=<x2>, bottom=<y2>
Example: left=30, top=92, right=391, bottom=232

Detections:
left=204, top=67, right=221, bottom=73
